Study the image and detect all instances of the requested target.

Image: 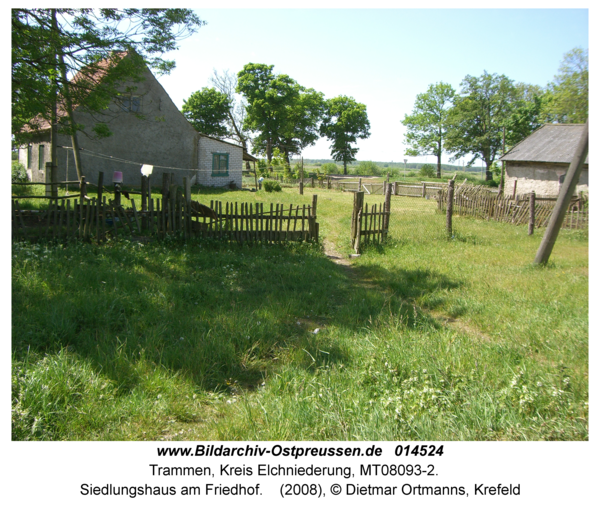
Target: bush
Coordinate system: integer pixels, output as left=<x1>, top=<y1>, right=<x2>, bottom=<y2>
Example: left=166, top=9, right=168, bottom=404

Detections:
left=321, top=162, right=339, bottom=174
left=12, top=161, right=28, bottom=183
left=263, top=180, right=282, bottom=192
left=356, top=161, right=381, bottom=176
left=419, top=164, right=436, bottom=178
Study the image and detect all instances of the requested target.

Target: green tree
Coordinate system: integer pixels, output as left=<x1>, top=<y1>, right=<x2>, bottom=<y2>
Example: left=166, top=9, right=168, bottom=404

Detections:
left=321, top=162, right=339, bottom=174
left=402, top=82, right=455, bottom=178
left=182, top=87, right=232, bottom=138
left=237, top=63, right=324, bottom=164
left=356, top=161, right=381, bottom=176
left=275, top=88, right=325, bottom=162
left=419, top=164, right=435, bottom=178
left=12, top=8, right=203, bottom=178
left=320, top=96, right=370, bottom=175
left=542, top=47, right=588, bottom=124
left=445, top=71, right=518, bottom=180
left=504, top=83, right=544, bottom=147
left=236, top=63, right=300, bottom=164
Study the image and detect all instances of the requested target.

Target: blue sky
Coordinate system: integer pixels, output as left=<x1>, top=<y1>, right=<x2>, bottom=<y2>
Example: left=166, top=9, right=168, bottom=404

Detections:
left=155, top=8, right=589, bottom=164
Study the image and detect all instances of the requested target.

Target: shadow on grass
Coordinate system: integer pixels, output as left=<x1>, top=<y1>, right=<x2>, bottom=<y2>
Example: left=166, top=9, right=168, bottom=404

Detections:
left=12, top=237, right=463, bottom=395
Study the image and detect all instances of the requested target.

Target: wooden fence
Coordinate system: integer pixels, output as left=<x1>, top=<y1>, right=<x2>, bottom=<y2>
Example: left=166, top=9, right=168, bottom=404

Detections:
left=350, top=188, right=392, bottom=253
left=11, top=172, right=319, bottom=244
left=338, top=180, right=444, bottom=198
left=438, top=184, right=588, bottom=230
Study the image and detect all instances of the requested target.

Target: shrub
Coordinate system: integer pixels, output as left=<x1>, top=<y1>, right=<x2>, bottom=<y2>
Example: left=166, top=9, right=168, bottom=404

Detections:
left=12, top=161, right=28, bottom=183
left=263, top=180, right=282, bottom=192
left=408, top=171, right=417, bottom=177
left=356, top=161, right=381, bottom=176
left=419, top=164, right=435, bottom=178
left=321, top=162, right=339, bottom=174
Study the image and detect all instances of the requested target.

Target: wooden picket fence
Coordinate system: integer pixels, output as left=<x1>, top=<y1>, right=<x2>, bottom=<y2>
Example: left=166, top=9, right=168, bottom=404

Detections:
left=350, top=189, right=392, bottom=253
left=438, top=184, right=588, bottom=230
left=11, top=169, right=320, bottom=244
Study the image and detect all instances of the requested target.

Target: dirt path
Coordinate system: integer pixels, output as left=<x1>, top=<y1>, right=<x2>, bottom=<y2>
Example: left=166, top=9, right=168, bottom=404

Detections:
left=322, top=238, right=352, bottom=268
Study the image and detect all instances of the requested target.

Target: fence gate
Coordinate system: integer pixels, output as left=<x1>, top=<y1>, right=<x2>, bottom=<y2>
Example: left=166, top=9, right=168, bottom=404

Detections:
left=350, top=190, right=391, bottom=253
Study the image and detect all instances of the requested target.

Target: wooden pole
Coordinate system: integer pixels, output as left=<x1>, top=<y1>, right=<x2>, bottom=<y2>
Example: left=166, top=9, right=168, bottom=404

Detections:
left=446, top=179, right=455, bottom=237
left=97, top=172, right=104, bottom=205
left=383, top=181, right=392, bottom=238
left=528, top=191, right=536, bottom=236
left=351, top=191, right=364, bottom=251
left=534, top=120, right=588, bottom=264
left=141, top=175, right=148, bottom=230
left=299, top=157, right=304, bottom=195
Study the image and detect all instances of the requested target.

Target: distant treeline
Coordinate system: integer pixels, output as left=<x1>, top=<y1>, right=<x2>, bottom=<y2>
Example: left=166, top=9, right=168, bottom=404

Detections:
left=300, top=160, right=484, bottom=173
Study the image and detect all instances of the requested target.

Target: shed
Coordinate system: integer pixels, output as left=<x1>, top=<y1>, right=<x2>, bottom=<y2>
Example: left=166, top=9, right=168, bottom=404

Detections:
left=500, top=124, right=589, bottom=197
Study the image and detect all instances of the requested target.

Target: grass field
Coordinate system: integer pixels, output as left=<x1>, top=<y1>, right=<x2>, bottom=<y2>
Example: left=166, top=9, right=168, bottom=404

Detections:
left=11, top=186, right=588, bottom=440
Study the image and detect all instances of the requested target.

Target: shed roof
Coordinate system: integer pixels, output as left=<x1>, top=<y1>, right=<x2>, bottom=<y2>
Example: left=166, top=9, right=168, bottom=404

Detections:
left=500, top=124, right=588, bottom=165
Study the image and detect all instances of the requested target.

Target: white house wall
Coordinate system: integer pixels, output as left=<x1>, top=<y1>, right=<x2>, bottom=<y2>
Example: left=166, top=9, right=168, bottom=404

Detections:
left=196, top=136, right=243, bottom=188
left=505, top=162, right=589, bottom=197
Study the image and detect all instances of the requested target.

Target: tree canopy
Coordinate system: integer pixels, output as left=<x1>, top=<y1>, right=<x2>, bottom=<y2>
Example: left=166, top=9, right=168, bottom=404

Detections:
left=542, top=47, right=588, bottom=124
left=182, top=87, right=232, bottom=138
left=236, top=63, right=324, bottom=164
left=320, top=96, right=370, bottom=175
left=445, top=71, right=518, bottom=180
left=402, top=82, right=455, bottom=178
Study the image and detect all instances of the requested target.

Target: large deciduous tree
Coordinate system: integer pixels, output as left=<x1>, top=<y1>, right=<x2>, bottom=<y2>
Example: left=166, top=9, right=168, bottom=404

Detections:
left=237, top=63, right=323, bottom=165
left=402, top=82, right=455, bottom=178
left=236, top=63, right=299, bottom=164
left=445, top=71, right=518, bottom=180
left=320, top=96, right=370, bottom=175
left=275, top=88, right=325, bottom=162
left=182, top=87, right=232, bottom=138
left=542, top=47, right=588, bottom=124
left=12, top=8, right=203, bottom=179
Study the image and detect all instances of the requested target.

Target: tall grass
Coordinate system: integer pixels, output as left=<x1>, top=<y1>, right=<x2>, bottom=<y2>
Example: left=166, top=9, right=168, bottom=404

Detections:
left=12, top=188, right=588, bottom=440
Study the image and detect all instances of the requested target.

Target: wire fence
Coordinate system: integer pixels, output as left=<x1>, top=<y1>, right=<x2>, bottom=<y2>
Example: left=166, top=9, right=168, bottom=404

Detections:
left=386, top=194, right=445, bottom=245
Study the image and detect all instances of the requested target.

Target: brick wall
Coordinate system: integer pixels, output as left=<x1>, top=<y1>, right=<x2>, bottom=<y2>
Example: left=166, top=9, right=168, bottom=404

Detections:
left=197, top=136, right=243, bottom=188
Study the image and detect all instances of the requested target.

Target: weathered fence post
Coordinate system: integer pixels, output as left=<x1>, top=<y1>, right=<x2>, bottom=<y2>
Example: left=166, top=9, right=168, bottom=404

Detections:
left=162, top=173, right=170, bottom=200
left=351, top=191, right=364, bottom=253
left=358, top=178, right=362, bottom=192
left=48, top=162, right=58, bottom=199
left=141, top=175, right=148, bottom=230
left=446, top=179, right=455, bottom=237
left=80, top=176, right=87, bottom=201
left=528, top=191, right=536, bottom=235
left=97, top=172, right=104, bottom=205
left=422, top=182, right=426, bottom=198
left=383, top=181, right=392, bottom=239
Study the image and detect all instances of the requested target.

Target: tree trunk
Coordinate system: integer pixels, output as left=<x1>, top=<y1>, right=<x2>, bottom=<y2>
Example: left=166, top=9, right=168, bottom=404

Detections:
left=58, top=53, right=84, bottom=181
left=343, top=160, right=348, bottom=175
left=50, top=10, right=58, bottom=176
left=266, top=138, right=272, bottom=166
